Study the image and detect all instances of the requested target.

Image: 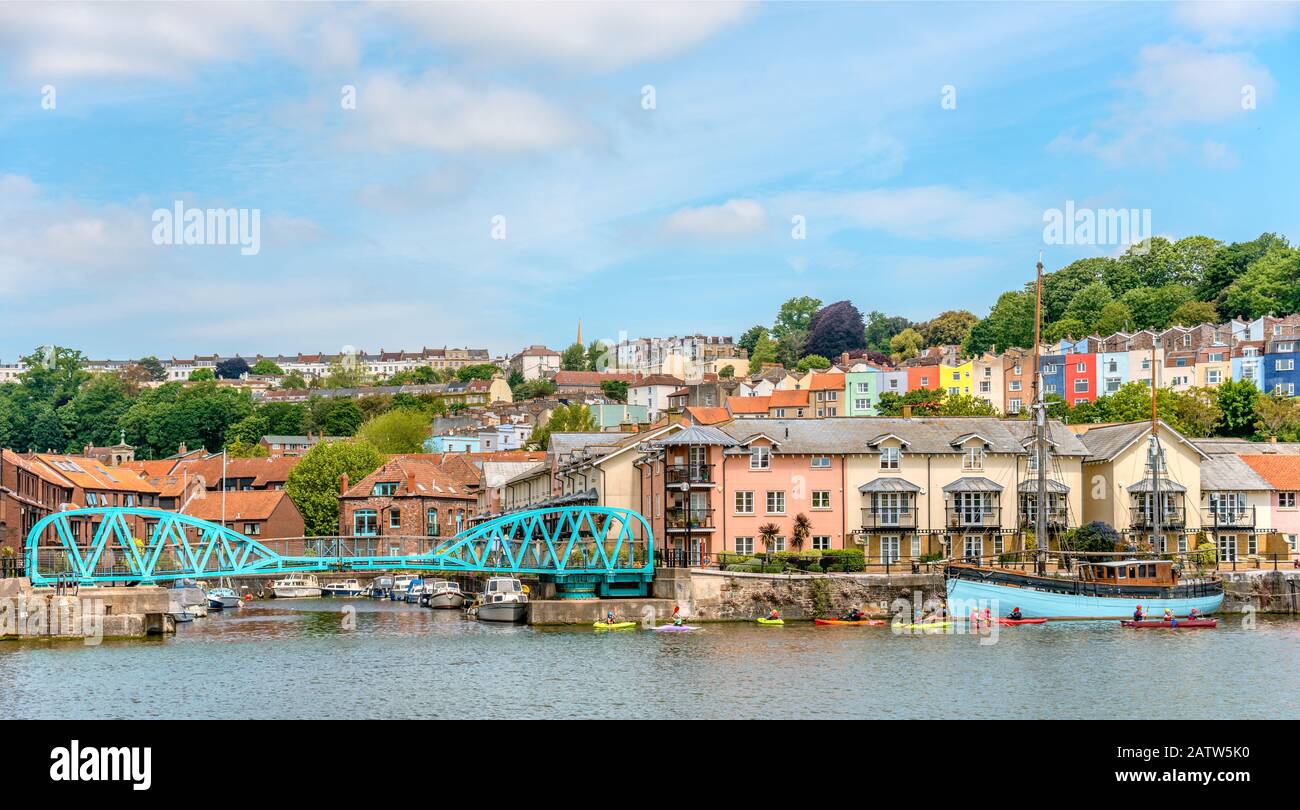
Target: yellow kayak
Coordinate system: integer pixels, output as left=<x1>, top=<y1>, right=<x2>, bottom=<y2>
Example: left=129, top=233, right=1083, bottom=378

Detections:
left=756, top=617, right=784, bottom=626
left=593, top=621, right=637, bottom=631
left=892, top=621, right=953, bottom=631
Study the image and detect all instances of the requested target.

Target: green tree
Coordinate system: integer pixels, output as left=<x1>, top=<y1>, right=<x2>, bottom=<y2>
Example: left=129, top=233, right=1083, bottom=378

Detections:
left=1215, top=379, right=1260, bottom=438
left=251, top=359, right=284, bottom=375
left=1169, top=300, right=1220, bottom=328
left=773, top=296, right=822, bottom=339
left=137, top=356, right=168, bottom=382
left=585, top=340, right=613, bottom=372
left=921, top=310, right=978, bottom=347
left=20, top=346, right=90, bottom=407
left=530, top=403, right=599, bottom=449
left=738, top=325, right=769, bottom=357
left=748, top=332, right=778, bottom=368
left=29, top=407, right=66, bottom=452
left=1118, top=284, right=1193, bottom=330
left=306, top=397, right=365, bottom=436
left=118, top=381, right=255, bottom=457
left=1041, top=257, right=1109, bottom=322
left=1197, top=233, right=1288, bottom=303
left=774, top=330, right=807, bottom=368
left=889, top=328, right=924, bottom=362
left=1169, top=388, right=1222, bottom=438
left=189, top=368, right=215, bottom=382
left=1093, top=300, right=1134, bottom=335
left=939, top=393, right=999, bottom=417
left=1065, top=521, right=1120, bottom=554
left=321, top=358, right=369, bottom=388
left=1044, top=318, right=1087, bottom=343
left=456, top=363, right=502, bottom=382
left=718, top=365, right=735, bottom=379
left=876, top=388, right=945, bottom=416
left=964, top=289, right=1035, bottom=355
left=226, top=437, right=269, bottom=458
left=1254, top=392, right=1300, bottom=441
left=281, top=372, right=307, bottom=389
left=216, top=357, right=251, bottom=379
left=285, top=440, right=386, bottom=536
left=1219, top=245, right=1299, bottom=319
left=600, top=379, right=628, bottom=402
left=1061, top=282, right=1114, bottom=331
left=560, top=342, right=587, bottom=371
left=356, top=409, right=430, bottom=453
left=59, top=374, right=132, bottom=448
left=514, top=379, right=557, bottom=399
left=795, top=354, right=831, bottom=372
left=507, top=369, right=526, bottom=389
left=863, top=311, right=913, bottom=353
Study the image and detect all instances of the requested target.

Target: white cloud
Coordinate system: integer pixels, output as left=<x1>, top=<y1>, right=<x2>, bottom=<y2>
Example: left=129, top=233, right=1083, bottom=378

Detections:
left=342, top=72, right=586, bottom=154
left=1174, top=1, right=1300, bottom=44
left=1200, top=139, right=1240, bottom=170
left=383, top=1, right=752, bottom=70
left=662, top=198, right=768, bottom=238
left=778, top=187, right=1037, bottom=241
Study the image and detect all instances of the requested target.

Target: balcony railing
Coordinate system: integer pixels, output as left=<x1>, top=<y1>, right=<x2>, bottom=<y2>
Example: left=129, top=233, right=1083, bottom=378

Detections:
left=1201, top=506, right=1255, bottom=528
left=860, top=507, right=918, bottom=530
left=666, top=464, right=714, bottom=485
left=1129, top=507, right=1186, bottom=529
left=1018, top=506, right=1070, bottom=529
left=665, top=507, right=714, bottom=530
left=945, top=506, right=1001, bottom=529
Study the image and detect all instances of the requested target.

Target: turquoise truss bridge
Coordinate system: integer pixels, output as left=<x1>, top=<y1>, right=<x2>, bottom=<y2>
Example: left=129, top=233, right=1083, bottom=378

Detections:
left=25, top=506, right=655, bottom=597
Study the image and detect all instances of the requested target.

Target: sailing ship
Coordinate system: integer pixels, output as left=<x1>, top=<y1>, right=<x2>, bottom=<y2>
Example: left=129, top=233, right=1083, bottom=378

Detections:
left=945, top=257, right=1224, bottom=620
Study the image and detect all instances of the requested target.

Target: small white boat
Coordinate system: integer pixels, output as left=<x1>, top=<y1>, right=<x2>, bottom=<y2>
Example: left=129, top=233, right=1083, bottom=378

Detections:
left=270, top=573, right=322, bottom=598
left=473, top=577, right=528, bottom=623
left=171, top=579, right=208, bottom=617
left=420, top=580, right=466, bottom=609
left=367, top=576, right=394, bottom=599
left=389, top=574, right=418, bottom=601
left=206, top=587, right=241, bottom=610
left=322, top=578, right=365, bottom=597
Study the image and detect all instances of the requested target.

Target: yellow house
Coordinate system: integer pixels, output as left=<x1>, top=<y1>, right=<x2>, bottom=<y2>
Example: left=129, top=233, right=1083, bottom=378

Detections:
left=1076, top=420, right=1205, bottom=554
left=939, top=360, right=973, bottom=398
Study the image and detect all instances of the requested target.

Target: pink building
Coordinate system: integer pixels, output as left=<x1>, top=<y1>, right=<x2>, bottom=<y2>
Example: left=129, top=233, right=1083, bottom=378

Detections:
left=1241, top=455, right=1300, bottom=558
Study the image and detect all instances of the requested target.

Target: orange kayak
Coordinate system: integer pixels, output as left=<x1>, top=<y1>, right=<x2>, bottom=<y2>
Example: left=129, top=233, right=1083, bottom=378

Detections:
left=814, top=618, right=885, bottom=626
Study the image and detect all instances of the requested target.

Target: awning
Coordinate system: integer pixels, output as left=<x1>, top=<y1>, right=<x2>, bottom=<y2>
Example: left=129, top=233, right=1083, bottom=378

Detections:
left=858, top=478, right=923, bottom=494
left=1017, top=479, right=1070, bottom=494
left=1126, top=479, right=1187, bottom=493
left=942, top=477, right=1004, bottom=493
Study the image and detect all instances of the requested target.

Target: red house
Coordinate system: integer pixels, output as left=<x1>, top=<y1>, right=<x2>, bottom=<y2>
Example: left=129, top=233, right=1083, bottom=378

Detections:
left=1064, top=352, right=1097, bottom=406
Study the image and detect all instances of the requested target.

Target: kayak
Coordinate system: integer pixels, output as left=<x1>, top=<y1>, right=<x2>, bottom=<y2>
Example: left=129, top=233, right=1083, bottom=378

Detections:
left=892, top=621, right=953, bottom=631
left=997, top=618, right=1047, bottom=625
left=814, top=618, right=885, bottom=626
left=1121, top=619, right=1218, bottom=628
left=593, top=621, right=637, bottom=631
left=653, top=624, right=700, bottom=633
left=756, top=618, right=785, bottom=626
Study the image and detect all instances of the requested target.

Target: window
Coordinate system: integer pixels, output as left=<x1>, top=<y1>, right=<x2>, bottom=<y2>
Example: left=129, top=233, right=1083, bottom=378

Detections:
left=243, top=523, right=261, bottom=535
left=1013, top=365, right=1022, bottom=375
left=910, top=535, right=921, bottom=558
left=735, top=536, right=754, bottom=555
left=1177, top=536, right=1188, bottom=553
left=771, top=536, right=787, bottom=552
left=812, top=535, right=831, bottom=551
left=962, top=447, right=984, bottom=471
left=773, top=408, right=786, bottom=418
left=1010, top=380, right=1022, bottom=392
left=354, top=510, right=378, bottom=536
left=427, top=509, right=439, bottom=536
left=1076, top=362, right=1086, bottom=373
left=1209, top=352, right=1225, bottom=362
left=750, top=446, right=771, bottom=470
left=856, top=382, right=869, bottom=393
left=1218, top=534, right=1237, bottom=563
left=1074, top=378, right=1088, bottom=393
left=979, top=381, right=991, bottom=393
left=1044, top=383, right=1057, bottom=394
left=824, top=407, right=837, bottom=417
left=1008, top=398, right=1021, bottom=414
left=1207, top=370, right=1222, bottom=385
left=881, top=536, right=901, bottom=564
left=919, top=375, right=930, bottom=387
left=880, top=446, right=900, bottom=470
left=952, top=371, right=961, bottom=381
left=372, top=482, right=398, bottom=496
left=1247, top=535, right=1258, bottom=556
left=735, top=491, right=754, bottom=514
left=993, top=535, right=1004, bottom=555
left=1280, top=492, right=1297, bottom=509
left=390, top=510, right=401, bottom=529
left=855, top=398, right=869, bottom=410
left=1074, top=398, right=1088, bottom=406
left=1276, top=359, right=1296, bottom=371
left=766, top=491, right=786, bottom=514
left=812, top=490, right=831, bottom=509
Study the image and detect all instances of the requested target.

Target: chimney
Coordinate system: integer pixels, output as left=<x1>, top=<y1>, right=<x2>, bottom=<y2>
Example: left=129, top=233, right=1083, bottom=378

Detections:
left=339, top=472, right=349, bottom=495
left=406, top=472, right=416, bottom=494
left=178, top=441, right=187, bottom=455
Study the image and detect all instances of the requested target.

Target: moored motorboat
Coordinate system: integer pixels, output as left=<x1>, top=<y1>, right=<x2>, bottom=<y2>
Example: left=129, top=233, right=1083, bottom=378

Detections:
left=420, top=580, right=466, bottom=609
left=322, top=578, right=365, bottom=597
left=270, top=574, right=322, bottom=598
left=206, top=587, right=241, bottom=610
left=473, top=577, right=528, bottom=623
left=389, top=575, right=417, bottom=601
left=367, top=576, right=394, bottom=599
left=171, top=579, right=208, bottom=617
left=403, top=577, right=425, bottom=603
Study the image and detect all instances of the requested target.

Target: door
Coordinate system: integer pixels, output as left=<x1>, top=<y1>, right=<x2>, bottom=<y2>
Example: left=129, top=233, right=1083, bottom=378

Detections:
left=963, top=535, right=983, bottom=561
left=1218, top=534, right=1237, bottom=563
left=876, top=492, right=902, bottom=526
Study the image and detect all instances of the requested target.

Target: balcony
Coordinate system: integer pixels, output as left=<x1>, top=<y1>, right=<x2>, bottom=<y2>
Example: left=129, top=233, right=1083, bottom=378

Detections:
left=1130, top=507, right=1186, bottom=529
left=1201, top=506, right=1255, bottom=529
left=665, top=507, right=715, bottom=531
left=945, top=506, right=1001, bottom=529
left=1018, top=505, right=1070, bottom=530
left=860, top=507, right=918, bottom=530
left=666, top=464, right=714, bottom=486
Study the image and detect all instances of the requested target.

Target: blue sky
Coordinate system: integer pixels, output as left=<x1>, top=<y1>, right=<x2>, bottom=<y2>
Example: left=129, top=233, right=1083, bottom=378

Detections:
left=1, top=1, right=1297, bottom=361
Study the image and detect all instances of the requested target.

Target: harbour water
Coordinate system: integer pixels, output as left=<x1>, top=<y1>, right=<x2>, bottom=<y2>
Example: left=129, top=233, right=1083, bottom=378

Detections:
left=2, top=599, right=1297, bottom=719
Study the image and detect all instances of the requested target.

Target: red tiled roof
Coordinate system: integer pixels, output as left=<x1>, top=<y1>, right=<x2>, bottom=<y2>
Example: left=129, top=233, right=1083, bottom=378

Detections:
left=120, top=459, right=180, bottom=477
left=686, top=406, right=732, bottom=426
left=184, top=490, right=293, bottom=522
left=807, top=372, right=845, bottom=391
left=768, top=389, right=810, bottom=408
left=2, top=449, right=69, bottom=488
left=343, top=458, right=478, bottom=500
left=1241, top=455, right=1300, bottom=490
left=554, top=370, right=639, bottom=387
left=33, top=455, right=159, bottom=494
left=727, top=396, right=771, bottom=415
left=631, top=374, right=685, bottom=388
left=177, top=455, right=301, bottom=488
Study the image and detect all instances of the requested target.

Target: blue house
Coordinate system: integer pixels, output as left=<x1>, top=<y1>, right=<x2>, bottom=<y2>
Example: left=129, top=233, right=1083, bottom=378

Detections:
left=1039, top=354, right=1066, bottom=401
left=424, top=434, right=481, bottom=453
left=1263, top=338, right=1299, bottom=397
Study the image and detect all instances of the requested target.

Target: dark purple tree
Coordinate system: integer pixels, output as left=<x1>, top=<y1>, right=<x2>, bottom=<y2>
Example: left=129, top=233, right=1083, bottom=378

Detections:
left=805, top=300, right=867, bottom=360
left=215, top=357, right=251, bottom=379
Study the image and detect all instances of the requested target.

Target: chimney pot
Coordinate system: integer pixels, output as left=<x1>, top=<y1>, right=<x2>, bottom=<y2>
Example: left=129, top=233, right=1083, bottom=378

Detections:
left=340, top=472, right=349, bottom=495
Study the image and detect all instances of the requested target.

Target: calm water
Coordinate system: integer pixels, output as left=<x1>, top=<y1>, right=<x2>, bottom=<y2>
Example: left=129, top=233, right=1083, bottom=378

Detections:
left=1, top=599, right=1297, bottom=719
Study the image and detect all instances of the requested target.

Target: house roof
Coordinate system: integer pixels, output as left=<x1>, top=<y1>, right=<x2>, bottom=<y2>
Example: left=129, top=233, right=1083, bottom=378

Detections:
left=184, top=489, right=296, bottom=522
left=1017, top=479, right=1071, bottom=494
left=178, top=455, right=301, bottom=488
left=1, top=449, right=70, bottom=489
left=630, top=374, right=685, bottom=388
left=806, top=373, right=844, bottom=391
left=1240, top=455, right=1300, bottom=490
left=1126, top=478, right=1188, bottom=493
left=685, top=406, right=732, bottom=426
left=553, top=370, right=639, bottom=387
left=716, top=417, right=1088, bottom=456
left=502, top=461, right=550, bottom=487
left=768, top=389, right=810, bottom=408
left=1199, top=454, right=1274, bottom=492
left=942, top=477, right=1003, bottom=493
left=1076, top=420, right=1207, bottom=463
left=726, top=396, right=771, bottom=415
left=650, top=426, right=738, bottom=447
left=343, top=458, right=477, bottom=499
left=120, top=459, right=182, bottom=477
left=858, top=478, right=922, bottom=493
left=32, top=455, right=159, bottom=493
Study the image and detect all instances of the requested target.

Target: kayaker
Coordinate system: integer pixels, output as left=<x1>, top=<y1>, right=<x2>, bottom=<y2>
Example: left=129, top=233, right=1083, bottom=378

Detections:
left=672, top=604, right=683, bottom=626
left=767, top=608, right=781, bottom=621
left=1133, top=605, right=1144, bottom=622
left=841, top=606, right=866, bottom=622
left=1189, top=607, right=1199, bottom=619
left=980, top=606, right=992, bottom=624
left=605, top=609, right=617, bottom=625
left=1163, top=608, right=1176, bottom=628
left=1008, top=607, right=1023, bottom=620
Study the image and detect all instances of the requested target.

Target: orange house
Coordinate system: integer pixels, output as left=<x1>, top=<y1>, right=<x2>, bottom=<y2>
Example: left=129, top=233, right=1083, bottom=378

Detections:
left=906, top=364, right=942, bottom=391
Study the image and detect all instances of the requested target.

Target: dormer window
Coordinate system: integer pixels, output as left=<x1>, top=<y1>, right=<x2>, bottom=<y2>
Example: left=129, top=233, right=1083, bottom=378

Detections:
left=373, top=482, right=398, bottom=496
left=963, top=447, right=985, bottom=471
left=880, top=446, right=901, bottom=470
left=750, top=446, right=771, bottom=471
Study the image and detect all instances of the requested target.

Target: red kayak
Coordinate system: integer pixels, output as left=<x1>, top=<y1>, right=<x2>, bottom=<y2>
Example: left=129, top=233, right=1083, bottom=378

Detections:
left=997, top=618, right=1047, bottom=625
left=1121, top=619, right=1218, bottom=628
left=814, top=618, right=885, bottom=626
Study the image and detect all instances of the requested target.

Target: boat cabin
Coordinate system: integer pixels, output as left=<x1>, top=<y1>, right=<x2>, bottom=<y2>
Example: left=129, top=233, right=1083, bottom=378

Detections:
left=1077, top=559, right=1178, bottom=587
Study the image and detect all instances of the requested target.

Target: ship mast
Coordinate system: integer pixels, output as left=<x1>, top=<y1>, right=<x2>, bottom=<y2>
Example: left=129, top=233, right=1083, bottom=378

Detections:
left=1033, top=254, right=1048, bottom=574
left=1149, top=342, right=1161, bottom=553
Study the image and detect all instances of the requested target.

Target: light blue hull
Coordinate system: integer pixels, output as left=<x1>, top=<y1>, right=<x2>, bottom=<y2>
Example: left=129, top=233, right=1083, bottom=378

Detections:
left=946, top=578, right=1223, bottom=620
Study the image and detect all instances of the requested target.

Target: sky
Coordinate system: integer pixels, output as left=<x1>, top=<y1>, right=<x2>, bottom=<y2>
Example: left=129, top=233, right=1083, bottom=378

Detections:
left=1, top=1, right=1297, bottom=361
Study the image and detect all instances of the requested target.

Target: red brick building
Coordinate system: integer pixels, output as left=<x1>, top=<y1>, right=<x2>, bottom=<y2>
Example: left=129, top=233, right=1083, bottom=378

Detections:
left=184, top=489, right=305, bottom=540
left=0, top=449, right=72, bottom=555
left=338, top=457, right=479, bottom=542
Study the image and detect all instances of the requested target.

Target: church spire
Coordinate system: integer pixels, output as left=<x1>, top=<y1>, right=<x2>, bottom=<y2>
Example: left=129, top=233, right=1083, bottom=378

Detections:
left=577, top=318, right=583, bottom=347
